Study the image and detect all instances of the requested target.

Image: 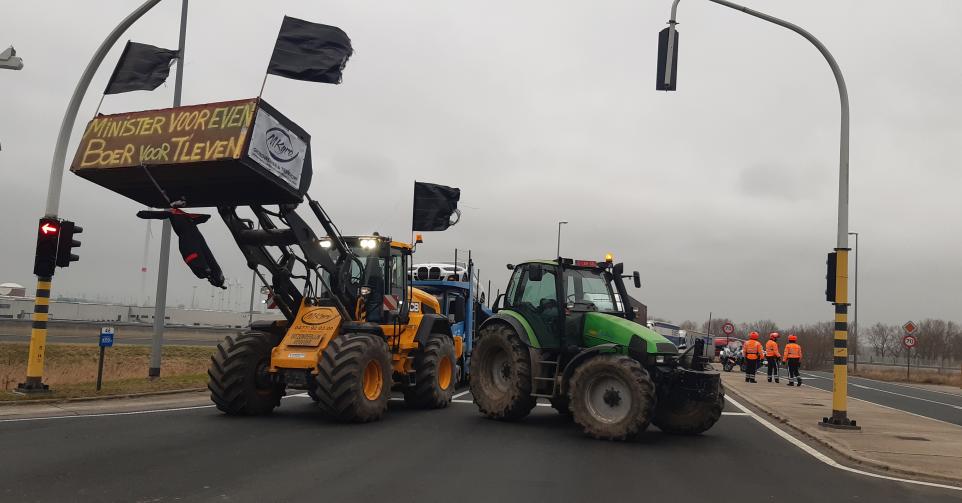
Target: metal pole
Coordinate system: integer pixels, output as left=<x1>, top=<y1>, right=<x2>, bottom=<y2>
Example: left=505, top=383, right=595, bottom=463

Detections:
left=44, top=0, right=162, bottom=218
left=557, top=221, right=567, bottom=258
left=96, top=345, right=106, bottom=391
left=669, top=0, right=854, bottom=429
left=18, top=0, right=162, bottom=394
left=248, top=269, right=256, bottom=325
left=849, top=231, right=858, bottom=372
left=149, top=0, right=188, bottom=378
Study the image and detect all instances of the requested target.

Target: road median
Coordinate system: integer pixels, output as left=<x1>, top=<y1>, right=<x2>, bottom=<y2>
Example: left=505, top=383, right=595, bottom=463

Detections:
left=721, top=371, right=962, bottom=487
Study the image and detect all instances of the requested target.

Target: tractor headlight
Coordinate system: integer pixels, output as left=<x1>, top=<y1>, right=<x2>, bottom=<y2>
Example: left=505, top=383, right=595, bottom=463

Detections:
left=318, top=239, right=332, bottom=248
left=360, top=238, right=377, bottom=249
left=360, top=286, right=371, bottom=296
left=655, top=355, right=665, bottom=363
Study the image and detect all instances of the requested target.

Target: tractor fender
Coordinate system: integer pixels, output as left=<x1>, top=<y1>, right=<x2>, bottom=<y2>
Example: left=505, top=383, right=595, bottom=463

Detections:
left=414, top=313, right=453, bottom=348
left=479, top=313, right=538, bottom=348
left=559, top=344, right=621, bottom=396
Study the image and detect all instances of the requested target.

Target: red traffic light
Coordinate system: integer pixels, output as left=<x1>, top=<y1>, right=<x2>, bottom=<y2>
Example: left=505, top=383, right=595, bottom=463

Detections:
left=40, top=222, right=59, bottom=235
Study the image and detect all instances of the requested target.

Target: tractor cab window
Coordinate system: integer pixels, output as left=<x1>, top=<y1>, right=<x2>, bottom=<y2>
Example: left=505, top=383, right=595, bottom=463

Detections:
left=564, top=269, right=618, bottom=313
left=513, top=264, right=562, bottom=347
left=389, top=249, right=406, bottom=300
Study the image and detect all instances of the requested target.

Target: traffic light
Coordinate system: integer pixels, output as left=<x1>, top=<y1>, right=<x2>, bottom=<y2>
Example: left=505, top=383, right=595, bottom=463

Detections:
left=656, top=26, right=679, bottom=91
left=55, top=220, right=82, bottom=268
left=825, top=251, right=837, bottom=303
left=33, top=217, right=61, bottom=277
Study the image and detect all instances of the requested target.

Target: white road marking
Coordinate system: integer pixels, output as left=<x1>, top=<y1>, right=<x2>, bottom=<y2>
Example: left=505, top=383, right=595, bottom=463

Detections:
left=801, top=373, right=962, bottom=411
left=809, top=371, right=962, bottom=401
left=0, top=404, right=215, bottom=423
left=452, top=390, right=472, bottom=399
left=724, top=395, right=962, bottom=492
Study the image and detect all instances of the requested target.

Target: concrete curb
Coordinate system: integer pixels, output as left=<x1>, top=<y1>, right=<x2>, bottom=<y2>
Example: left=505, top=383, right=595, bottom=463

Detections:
left=725, top=385, right=962, bottom=487
left=1, top=388, right=206, bottom=407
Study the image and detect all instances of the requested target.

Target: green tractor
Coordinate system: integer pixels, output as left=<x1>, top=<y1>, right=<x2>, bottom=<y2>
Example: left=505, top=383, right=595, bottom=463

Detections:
left=470, top=256, right=724, bottom=440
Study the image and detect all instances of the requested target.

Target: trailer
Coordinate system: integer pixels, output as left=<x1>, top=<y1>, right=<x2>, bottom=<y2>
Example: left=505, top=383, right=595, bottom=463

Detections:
left=411, top=257, right=491, bottom=385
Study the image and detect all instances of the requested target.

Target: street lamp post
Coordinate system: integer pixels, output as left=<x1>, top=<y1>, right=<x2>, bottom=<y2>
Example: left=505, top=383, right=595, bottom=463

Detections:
left=849, top=231, right=858, bottom=373
left=557, top=221, right=568, bottom=258
left=661, top=0, right=856, bottom=429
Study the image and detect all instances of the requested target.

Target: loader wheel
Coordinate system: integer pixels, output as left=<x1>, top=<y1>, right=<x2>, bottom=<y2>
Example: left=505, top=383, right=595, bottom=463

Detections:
left=570, top=355, right=655, bottom=440
left=470, top=323, right=536, bottom=421
left=208, top=331, right=284, bottom=416
left=315, top=332, right=392, bottom=423
left=404, top=334, right=457, bottom=409
left=653, top=384, right=725, bottom=435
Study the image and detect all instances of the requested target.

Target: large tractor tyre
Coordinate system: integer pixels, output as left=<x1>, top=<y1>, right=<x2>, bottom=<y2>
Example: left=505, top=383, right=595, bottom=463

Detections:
left=569, top=355, right=656, bottom=441
left=653, top=384, right=725, bottom=435
left=315, top=332, right=392, bottom=423
left=470, top=323, right=536, bottom=421
left=208, top=331, right=285, bottom=416
left=404, top=334, right=457, bottom=409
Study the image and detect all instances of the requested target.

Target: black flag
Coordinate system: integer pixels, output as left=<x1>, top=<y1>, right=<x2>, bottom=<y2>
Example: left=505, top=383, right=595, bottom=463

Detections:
left=413, top=182, right=461, bottom=232
left=267, top=16, right=353, bottom=84
left=104, top=41, right=178, bottom=95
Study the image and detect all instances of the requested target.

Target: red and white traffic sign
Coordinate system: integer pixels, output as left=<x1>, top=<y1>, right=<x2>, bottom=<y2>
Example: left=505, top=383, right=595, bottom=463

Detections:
left=902, top=335, right=918, bottom=349
left=902, top=320, right=919, bottom=335
left=722, top=322, right=735, bottom=336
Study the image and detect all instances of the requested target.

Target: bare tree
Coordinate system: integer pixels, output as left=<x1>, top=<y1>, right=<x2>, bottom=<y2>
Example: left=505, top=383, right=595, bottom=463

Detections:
left=749, top=319, right=780, bottom=337
left=867, top=322, right=894, bottom=359
left=679, top=320, right=699, bottom=331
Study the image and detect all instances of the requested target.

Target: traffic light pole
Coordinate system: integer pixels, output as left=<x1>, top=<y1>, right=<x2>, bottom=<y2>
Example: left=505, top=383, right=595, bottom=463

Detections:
left=149, top=0, right=188, bottom=378
left=17, top=0, right=162, bottom=393
left=664, top=0, right=855, bottom=428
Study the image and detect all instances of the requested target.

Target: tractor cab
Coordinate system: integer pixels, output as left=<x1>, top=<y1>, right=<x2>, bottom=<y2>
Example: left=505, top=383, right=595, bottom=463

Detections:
left=497, top=255, right=642, bottom=351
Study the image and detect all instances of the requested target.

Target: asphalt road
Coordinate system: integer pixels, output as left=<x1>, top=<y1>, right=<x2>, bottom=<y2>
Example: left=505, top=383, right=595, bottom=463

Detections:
left=799, top=370, right=962, bottom=426
left=0, top=333, right=222, bottom=347
left=1, top=393, right=958, bottom=502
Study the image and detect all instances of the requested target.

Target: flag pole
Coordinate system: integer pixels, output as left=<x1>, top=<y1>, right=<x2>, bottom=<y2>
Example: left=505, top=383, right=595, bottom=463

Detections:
left=94, top=94, right=106, bottom=116
left=258, top=72, right=269, bottom=99
left=410, top=180, right=416, bottom=248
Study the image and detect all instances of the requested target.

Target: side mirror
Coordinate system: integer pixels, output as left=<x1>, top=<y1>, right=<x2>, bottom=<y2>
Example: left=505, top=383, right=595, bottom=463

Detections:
left=633, top=271, right=641, bottom=289
left=613, top=262, right=624, bottom=276
left=492, top=293, right=505, bottom=313
left=528, top=266, right=543, bottom=282
left=506, top=263, right=515, bottom=270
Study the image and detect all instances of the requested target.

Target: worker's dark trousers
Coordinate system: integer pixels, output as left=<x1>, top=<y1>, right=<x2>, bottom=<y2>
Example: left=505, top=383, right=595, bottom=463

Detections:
left=786, top=359, right=801, bottom=384
left=767, top=357, right=779, bottom=381
left=744, top=358, right=759, bottom=381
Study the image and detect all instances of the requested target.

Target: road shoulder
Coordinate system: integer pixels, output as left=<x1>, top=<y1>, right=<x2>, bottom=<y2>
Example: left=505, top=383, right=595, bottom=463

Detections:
left=721, top=371, right=962, bottom=487
left=0, top=389, right=210, bottom=421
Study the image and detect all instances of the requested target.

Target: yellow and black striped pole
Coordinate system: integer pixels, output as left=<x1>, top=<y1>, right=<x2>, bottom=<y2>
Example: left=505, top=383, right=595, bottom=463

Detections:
left=820, top=249, right=859, bottom=429
left=17, top=277, right=53, bottom=393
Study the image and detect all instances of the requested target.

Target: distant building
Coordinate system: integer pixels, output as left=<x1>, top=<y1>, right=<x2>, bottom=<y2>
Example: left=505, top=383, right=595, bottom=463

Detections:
left=0, top=283, right=26, bottom=297
left=0, top=295, right=281, bottom=328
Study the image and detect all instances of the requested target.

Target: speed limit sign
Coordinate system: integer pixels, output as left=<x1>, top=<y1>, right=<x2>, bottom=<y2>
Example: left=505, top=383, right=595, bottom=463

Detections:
left=722, top=322, right=735, bottom=336
left=902, top=335, right=918, bottom=349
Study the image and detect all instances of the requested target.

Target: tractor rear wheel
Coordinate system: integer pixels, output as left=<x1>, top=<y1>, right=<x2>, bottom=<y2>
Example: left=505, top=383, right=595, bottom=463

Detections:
left=208, top=331, right=285, bottom=415
left=470, top=323, right=536, bottom=420
left=315, top=332, right=392, bottom=423
left=404, top=333, right=457, bottom=409
left=570, top=355, right=655, bottom=440
left=653, top=384, right=725, bottom=435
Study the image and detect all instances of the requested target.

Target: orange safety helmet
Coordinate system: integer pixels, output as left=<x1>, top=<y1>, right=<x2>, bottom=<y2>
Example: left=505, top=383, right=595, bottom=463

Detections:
left=788, top=334, right=797, bottom=342
left=770, top=332, right=780, bottom=340
left=749, top=331, right=759, bottom=340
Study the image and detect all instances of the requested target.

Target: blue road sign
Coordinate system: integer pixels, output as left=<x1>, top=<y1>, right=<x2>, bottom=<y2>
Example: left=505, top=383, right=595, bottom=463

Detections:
left=100, top=326, right=114, bottom=348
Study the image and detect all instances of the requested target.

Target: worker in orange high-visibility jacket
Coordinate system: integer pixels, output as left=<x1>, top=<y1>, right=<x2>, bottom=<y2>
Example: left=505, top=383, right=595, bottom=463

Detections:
left=765, top=332, right=781, bottom=383
left=743, top=331, right=763, bottom=383
left=783, top=334, right=803, bottom=386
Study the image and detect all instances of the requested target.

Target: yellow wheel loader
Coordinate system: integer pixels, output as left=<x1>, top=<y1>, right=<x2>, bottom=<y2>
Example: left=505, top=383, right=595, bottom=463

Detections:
left=159, top=199, right=462, bottom=422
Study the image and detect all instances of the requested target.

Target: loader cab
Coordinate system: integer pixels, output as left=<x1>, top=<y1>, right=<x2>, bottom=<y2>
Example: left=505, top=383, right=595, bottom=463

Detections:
left=502, top=258, right=638, bottom=350
left=334, top=235, right=411, bottom=324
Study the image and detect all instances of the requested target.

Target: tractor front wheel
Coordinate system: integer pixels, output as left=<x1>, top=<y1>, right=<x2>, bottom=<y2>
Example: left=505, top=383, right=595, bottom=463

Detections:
left=569, top=355, right=655, bottom=440
left=470, top=323, right=535, bottom=421
left=653, top=384, right=725, bottom=435
left=404, top=333, right=457, bottom=409
left=315, top=332, right=392, bottom=423
left=207, top=331, right=285, bottom=415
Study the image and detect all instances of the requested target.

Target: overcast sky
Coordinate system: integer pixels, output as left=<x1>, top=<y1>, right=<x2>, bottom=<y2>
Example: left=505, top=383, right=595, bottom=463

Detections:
left=1, top=0, right=960, bottom=327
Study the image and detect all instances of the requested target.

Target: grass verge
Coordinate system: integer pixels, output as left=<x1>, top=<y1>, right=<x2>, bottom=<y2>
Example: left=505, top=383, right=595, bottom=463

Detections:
left=852, top=366, right=962, bottom=387
left=1, top=343, right=214, bottom=401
